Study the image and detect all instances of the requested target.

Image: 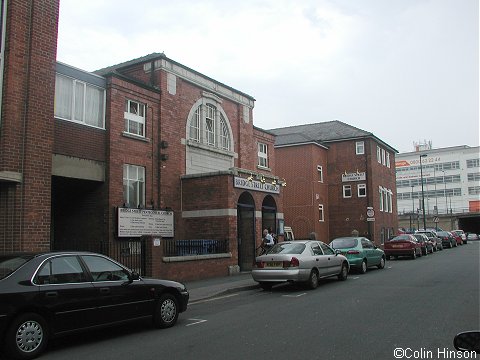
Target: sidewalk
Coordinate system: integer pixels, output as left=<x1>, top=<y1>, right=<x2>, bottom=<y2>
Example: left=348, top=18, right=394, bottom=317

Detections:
left=185, top=272, right=259, bottom=302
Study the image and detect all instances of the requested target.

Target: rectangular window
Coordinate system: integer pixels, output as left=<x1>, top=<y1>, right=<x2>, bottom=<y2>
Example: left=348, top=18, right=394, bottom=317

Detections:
left=258, top=143, right=268, bottom=168
left=317, top=165, right=323, bottom=183
left=343, top=185, right=352, bottom=198
left=358, top=184, right=367, bottom=197
left=124, top=99, right=146, bottom=137
left=123, top=165, right=145, bottom=208
left=205, top=104, right=216, bottom=146
left=381, top=149, right=386, bottom=165
left=356, top=141, right=365, bottom=155
left=467, top=159, right=480, bottom=168
left=379, top=187, right=384, bottom=211
left=189, top=107, right=201, bottom=142
left=388, top=190, right=393, bottom=213
left=318, top=204, right=325, bottom=222
left=54, top=73, right=105, bottom=128
left=386, top=152, right=391, bottom=168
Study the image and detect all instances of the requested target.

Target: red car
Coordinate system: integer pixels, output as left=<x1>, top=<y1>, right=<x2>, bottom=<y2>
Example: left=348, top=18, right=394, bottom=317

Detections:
left=384, top=234, right=422, bottom=260
left=450, top=231, right=463, bottom=246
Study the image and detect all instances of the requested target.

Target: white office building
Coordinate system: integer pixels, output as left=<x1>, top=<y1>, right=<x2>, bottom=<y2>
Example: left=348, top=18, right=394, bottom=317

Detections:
left=396, top=145, right=480, bottom=216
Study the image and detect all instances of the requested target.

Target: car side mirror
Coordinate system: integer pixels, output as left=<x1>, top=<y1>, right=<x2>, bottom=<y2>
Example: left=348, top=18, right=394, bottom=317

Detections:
left=128, top=271, right=140, bottom=282
left=335, top=249, right=341, bottom=256
left=454, top=331, right=480, bottom=354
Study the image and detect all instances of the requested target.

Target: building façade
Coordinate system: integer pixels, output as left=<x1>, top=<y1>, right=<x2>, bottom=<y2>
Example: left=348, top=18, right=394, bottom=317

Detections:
left=270, top=121, right=398, bottom=246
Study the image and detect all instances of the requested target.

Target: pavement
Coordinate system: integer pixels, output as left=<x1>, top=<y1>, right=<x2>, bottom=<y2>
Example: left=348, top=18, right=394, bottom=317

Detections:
left=185, top=272, right=259, bottom=302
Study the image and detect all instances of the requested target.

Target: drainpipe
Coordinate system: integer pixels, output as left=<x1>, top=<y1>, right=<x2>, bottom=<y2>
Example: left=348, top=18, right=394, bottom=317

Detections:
left=19, top=0, right=34, bottom=249
left=0, top=0, right=8, bottom=127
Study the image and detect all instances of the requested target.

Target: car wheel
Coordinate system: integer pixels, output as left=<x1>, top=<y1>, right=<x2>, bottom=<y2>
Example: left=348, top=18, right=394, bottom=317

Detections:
left=5, top=313, right=48, bottom=360
left=153, top=293, right=179, bottom=328
left=259, top=282, right=273, bottom=291
left=307, top=269, right=319, bottom=289
left=411, top=250, right=416, bottom=260
left=359, top=260, right=367, bottom=274
left=377, top=256, right=386, bottom=269
left=338, top=262, right=348, bottom=281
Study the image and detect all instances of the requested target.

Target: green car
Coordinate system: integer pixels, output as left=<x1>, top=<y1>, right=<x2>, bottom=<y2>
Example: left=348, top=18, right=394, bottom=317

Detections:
left=330, top=237, right=386, bottom=274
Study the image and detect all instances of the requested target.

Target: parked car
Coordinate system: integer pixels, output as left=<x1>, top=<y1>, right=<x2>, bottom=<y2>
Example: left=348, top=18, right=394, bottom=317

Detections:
left=384, top=234, right=422, bottom=260
left=450, top=231, right=463, bottom=246
left=0, top=252, right=189, bottom=360
left=330, top=237, right=386, bottom=273
left=252, top=240, right=349, bottom=290
left=413, top=233, right=433, bottom=255
left=437, top=231, right=457, bottom=248
left=467, top=233, right=479, bottom=241
left=415, top=230, right=443, bottom=251
left=452, top=230, right=467, bottom=244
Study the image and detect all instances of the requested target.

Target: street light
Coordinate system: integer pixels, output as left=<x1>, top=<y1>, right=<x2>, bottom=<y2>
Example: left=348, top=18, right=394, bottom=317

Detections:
left=442, top=170, right=448, bottom=214
left=410, top=185, right=414, bottom=230
left=419, top=154, right=427, bottom=230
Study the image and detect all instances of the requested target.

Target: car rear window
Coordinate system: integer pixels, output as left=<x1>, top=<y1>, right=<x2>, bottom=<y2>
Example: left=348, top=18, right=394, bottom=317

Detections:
left=267, top=243, right=306, bottom=255
left=0, top=255, right=33, bottom=280
left=390, top=235, right=412, bottom=241
left=330, top=238, right=358, bottom=249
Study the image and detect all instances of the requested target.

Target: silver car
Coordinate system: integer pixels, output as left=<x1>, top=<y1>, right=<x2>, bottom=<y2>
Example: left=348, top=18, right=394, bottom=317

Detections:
left=252, top=240, right=349, bottom=290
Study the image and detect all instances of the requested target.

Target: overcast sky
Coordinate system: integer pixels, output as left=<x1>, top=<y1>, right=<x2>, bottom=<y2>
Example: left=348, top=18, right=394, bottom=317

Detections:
left=57, top=0, right=479, bottom=153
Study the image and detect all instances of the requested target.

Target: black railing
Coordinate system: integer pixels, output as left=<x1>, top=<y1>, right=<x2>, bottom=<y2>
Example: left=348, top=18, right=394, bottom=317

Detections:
left=163, top=239, right=229, bottom=257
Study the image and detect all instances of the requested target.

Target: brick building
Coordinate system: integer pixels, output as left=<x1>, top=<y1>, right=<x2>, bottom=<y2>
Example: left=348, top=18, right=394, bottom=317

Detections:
left=270, top=121, right=398, bottom=245
left=0, top=0, right=59, bottom=253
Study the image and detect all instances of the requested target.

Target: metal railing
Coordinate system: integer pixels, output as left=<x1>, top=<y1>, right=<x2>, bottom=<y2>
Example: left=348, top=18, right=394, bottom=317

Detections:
left=163, top=239, right=229, bottom=257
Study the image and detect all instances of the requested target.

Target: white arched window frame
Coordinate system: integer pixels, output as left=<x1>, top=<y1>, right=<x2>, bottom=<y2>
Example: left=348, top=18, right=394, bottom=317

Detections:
left=186, top=98, right=233, bottom=153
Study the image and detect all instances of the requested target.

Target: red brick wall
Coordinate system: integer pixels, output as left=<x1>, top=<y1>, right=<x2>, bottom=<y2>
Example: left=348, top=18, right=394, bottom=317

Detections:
left=327, top=139, right=397, bottom=244
left=275, top=144, right=329, bottom=240
left=0, top=0, right=59, bottom=252
left=54, top=119, right=106, bottom=161
left=104, top=75, right=161, bottom=240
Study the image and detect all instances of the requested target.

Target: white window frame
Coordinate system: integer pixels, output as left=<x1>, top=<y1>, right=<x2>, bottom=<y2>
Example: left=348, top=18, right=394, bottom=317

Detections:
left=205, top=103, right=216, bottom=146
left=187, top=102, right=232, bottom=152
left=258, top=143, right=268, bottom=168
left=388, top=189, right=393, bottom=213
left=123, top=165, right=145, bottom=208
left=382, top=149, right=386, bottom=166
left=386, top=152, right=391, bottom=168
left=379, top=186, right=384, bottom=211
left=124, top=99, right=146, bottom=137
left=343, top=185, right=352, bottom=198
left=317, top=165, right=323, bottom=183
left=358, top=183, right=367, bottom=197
left=356, top=141, right=365, bottom=155
left=54, top=73, right=105, bottom=129
left=318, top=204, right=325, bottom=222
left=377, top=146, right=382, bottom=163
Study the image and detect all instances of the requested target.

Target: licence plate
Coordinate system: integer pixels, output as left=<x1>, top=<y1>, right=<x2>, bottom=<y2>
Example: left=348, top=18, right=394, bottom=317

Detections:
left=265, top=262, right=282, bottom=268
left=391, top=244, right=403, bottom=248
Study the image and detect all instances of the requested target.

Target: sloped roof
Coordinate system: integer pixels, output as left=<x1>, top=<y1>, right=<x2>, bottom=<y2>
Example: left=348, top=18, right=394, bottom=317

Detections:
left=94, top=53, right=164, bottom=76
left=270, top=120, right=397, bottom=152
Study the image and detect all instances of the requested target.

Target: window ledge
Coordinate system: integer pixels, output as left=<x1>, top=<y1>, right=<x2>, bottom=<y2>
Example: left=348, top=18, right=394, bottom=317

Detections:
left=257, top=165, right=271, bottom=172
left=122, top=132, right=150, bottom=143
left=187, top=139, right=234, bottom=157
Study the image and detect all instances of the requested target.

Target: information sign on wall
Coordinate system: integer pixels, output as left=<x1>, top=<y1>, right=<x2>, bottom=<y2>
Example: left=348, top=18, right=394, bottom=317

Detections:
left=117, top=208, right=174, bottom=238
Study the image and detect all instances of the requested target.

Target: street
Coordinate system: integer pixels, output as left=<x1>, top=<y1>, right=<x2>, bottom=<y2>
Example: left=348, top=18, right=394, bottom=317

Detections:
left=37, top=242, right=479, bottom=360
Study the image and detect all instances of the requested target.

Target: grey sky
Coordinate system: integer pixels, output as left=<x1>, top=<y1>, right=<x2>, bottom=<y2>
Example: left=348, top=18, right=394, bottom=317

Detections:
left=57, top=0, right=479, bottom=153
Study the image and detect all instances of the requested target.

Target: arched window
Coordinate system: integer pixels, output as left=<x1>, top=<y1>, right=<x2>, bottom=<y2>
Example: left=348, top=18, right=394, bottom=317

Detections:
left=187, top=102, right=231, bottom=151
left=185, top=98, right=234, bottom=175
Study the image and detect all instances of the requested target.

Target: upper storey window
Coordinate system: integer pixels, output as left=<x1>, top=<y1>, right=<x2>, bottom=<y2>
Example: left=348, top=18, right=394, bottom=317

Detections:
left=54, top=74, right=105, bottom=129
left=124, top=99, right=146, bottom=137
left=188, top=103, right=231, bottom=152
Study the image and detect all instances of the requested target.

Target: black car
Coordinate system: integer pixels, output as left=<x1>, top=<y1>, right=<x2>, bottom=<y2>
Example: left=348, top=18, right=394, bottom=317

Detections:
left=0, top=252, right=189, bottom=359
left=436, top=231, right=457, bottom=248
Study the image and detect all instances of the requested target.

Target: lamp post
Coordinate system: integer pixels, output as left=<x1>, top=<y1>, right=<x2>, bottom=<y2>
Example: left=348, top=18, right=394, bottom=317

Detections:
left=410, top=185, right=414, bottom=230
left=419, top=154, right=427, bottom=230
left=442, top=170, right=448, bottom=214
